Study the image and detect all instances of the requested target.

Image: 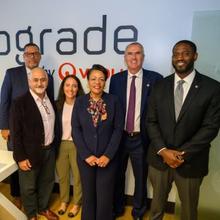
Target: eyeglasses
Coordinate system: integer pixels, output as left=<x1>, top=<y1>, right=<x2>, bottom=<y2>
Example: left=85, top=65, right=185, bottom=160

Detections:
left=24, top=52, right=40, bottom=58
left=32, top=78, right=47, bottom=83
left=41, top=100, right=50, bottom=115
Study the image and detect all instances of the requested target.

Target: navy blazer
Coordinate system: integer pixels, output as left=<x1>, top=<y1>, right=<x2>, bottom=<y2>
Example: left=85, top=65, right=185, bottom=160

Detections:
left=0, top=65, right=54, bottom=130
left=146, top=71, right=220, bottom=177
left=72, top=93, right=123, bottom=161
left=109, top=68, right=163, bottom=145
left=10, top=91, right=59, bottom=168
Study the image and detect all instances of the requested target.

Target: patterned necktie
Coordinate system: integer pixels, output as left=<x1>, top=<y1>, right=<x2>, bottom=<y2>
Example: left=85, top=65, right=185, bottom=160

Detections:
left=126, top=76, right=136, bottom=132
left=174, top=79, right=185, bottom=120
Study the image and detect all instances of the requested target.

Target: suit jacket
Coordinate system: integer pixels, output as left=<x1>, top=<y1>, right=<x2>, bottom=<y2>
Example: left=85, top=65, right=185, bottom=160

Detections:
left=55, top=101, right=70, bottom=147
left=72, top=93, right=123, bottom=161
left=146, top=71, right=220, bottom=178
left=10, top=91, right=59, bottom=169
left=0, top=65, right=54, bottom=130
left=109, top=68, right=163, bottom=146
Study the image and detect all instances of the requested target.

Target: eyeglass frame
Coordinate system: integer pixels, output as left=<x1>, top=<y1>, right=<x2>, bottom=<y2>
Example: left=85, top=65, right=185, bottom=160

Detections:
left=24, top=51, right=41, bottom=58
left=41, top=100, right=50, bottom=115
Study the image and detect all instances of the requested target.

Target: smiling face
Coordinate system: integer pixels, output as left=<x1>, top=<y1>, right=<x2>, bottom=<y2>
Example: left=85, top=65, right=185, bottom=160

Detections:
left=124, top=43, right=145, bottom=74
left=28, top=67, right=48, bottom=99
left=63, top=77, right=79, bottom=101
left=88, top=70, right=106, bottom=98
left=172, top=43, right=198, bottom=78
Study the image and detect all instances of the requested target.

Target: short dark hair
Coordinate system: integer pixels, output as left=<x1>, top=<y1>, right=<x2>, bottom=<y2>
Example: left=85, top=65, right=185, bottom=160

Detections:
left=173, top=40, right=197, bottom=53
left=87, top=64, right=108, bottom=81
left=24, top=43, right=40, bottom=51
left=56, top=75, right=84, bottom=111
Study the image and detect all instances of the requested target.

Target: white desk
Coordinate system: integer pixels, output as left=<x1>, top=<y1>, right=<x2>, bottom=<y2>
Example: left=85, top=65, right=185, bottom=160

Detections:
left=0, top=150, right=18, bottom=182
left=0, top=150, right=27, bottom=220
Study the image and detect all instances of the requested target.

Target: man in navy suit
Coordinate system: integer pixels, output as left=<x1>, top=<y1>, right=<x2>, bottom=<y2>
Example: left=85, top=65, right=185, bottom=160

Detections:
left=109, top=42, right=163, bottom=220
left=146, top=40, right=220, bottom=220
left=0, top=43, right=54, bottom=208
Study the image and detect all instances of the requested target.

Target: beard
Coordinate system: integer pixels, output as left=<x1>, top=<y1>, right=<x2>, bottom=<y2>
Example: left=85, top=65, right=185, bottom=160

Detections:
left=172, top=60, right=194, bottom=75
left=34, top=87, right=46, bottom=95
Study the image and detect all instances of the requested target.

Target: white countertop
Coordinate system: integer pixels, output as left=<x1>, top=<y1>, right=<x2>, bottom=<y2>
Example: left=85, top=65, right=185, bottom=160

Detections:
left=0, top=150, right=18, bottom=182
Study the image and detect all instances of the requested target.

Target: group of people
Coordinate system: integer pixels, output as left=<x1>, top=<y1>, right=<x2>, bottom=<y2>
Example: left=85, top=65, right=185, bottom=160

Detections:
left=0, top=40, right=219, bottom=220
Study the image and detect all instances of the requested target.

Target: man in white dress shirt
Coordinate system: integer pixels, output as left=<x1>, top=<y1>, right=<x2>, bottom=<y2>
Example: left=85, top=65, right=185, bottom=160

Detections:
left=109, top=42, right=163, bottom=220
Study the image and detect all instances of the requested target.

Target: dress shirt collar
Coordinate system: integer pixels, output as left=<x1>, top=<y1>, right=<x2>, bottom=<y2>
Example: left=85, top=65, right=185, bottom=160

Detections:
left=25, top=66, right=31, bottom=76
left=128, top=68, right=143, bottom=79
left=29, top=89, right=48, bottom=102
left=174, top=69, right=196, bottom=86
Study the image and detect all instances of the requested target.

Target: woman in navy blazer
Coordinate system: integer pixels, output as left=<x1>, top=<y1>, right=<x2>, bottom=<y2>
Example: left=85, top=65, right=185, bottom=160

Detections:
left=72, top=64, right=123, bottom=220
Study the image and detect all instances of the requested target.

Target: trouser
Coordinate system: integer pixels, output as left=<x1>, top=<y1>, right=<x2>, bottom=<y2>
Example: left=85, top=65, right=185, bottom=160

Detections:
left=10, top=171, right=20, bottom=197
left=78, top=156, right=117, bottom=220
left=114, top=133, right=147, bottom=217
left=19, top=148, right=55, bottom=218
left=7, top=140, right=20, bottom=197
left=149, top=165, right=203, bottom=220
left=56, top=140, right=82, bottom=205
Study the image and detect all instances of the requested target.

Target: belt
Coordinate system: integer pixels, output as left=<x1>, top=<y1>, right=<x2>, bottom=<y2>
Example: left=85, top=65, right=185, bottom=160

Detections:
left=124, top=131, right=141, bottom=137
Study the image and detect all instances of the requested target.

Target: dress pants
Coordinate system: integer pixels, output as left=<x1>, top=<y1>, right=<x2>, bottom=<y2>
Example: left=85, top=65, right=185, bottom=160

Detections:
left=19, top=148, right=55, bottom=218
left=10, top=171, right=20, bottom=197
left=56, top=140, right=82, bottom=205
left=77, top=155, right=117, bottom=220
left=114, top=133, right=147, bottom=217
left=149, top=165, right=203, bottom=220
left=7, top=140, right=20, bottom=197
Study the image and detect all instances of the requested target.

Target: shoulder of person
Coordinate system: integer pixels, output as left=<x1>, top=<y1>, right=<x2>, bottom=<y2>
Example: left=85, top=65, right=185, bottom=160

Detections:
left=197, top=72, right=220, bottom=88
left=111, top=70, right=127, bottom=80
left=6, top=65, right=25, bottom=74
left=75, top=94, right=87, bottom=104
left=143, top=68, right=163, bottom=79
left=12, top=91, right=30, bottom=107
left=103, top=93, right=121, bottom=105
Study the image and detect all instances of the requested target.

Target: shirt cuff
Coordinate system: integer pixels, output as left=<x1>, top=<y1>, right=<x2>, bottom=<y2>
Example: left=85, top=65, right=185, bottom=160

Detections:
left=157, top=147, right=167, bottom=155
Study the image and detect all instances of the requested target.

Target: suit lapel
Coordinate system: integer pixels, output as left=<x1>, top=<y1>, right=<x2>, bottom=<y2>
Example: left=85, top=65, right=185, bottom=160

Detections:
left=121, top=71, right=128, bottom=114
left=177, top=72, right=201, bottom=121
left=85, top=94, right=98, bottom=130
left=140, top=71, right=151, bottom=115
left=27, top=92, right=44, bottom=130
left=21, top=66, right=29, bottom=90
left=167, top=75, right=176, bottom=122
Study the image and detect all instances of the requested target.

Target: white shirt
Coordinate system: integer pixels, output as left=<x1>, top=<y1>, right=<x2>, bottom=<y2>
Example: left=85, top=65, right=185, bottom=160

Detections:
left=174, top=70, right=196, bottom=103
left=125, top=69, right=143, bottom=132
left=29, top=89, right=55, bottom=146
left=25, top=67, right=31, bottom=76
left=158, top=70, right=196, bottom=154
left=62, top=102, right=74, bottom=141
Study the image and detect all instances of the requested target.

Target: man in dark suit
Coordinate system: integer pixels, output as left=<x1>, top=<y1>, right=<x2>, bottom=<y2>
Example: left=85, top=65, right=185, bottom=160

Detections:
left=10, top=67, right=58, bottom=220
left=109, top=42, right=163, bottom=220
left=146, top=40, right=220, bottom=220
left=0, top=43, right=54, bottom=208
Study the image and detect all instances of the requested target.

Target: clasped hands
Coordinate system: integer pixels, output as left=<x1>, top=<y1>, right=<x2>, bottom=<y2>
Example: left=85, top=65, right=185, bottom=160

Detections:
left=159, top=148, right=185, bottom=168
left=85, top=155, right=110, bottom=167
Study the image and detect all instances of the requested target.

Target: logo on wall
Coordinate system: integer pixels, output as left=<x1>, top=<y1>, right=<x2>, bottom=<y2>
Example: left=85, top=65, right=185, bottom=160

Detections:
left=0, top=15, right=138, bottom=79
